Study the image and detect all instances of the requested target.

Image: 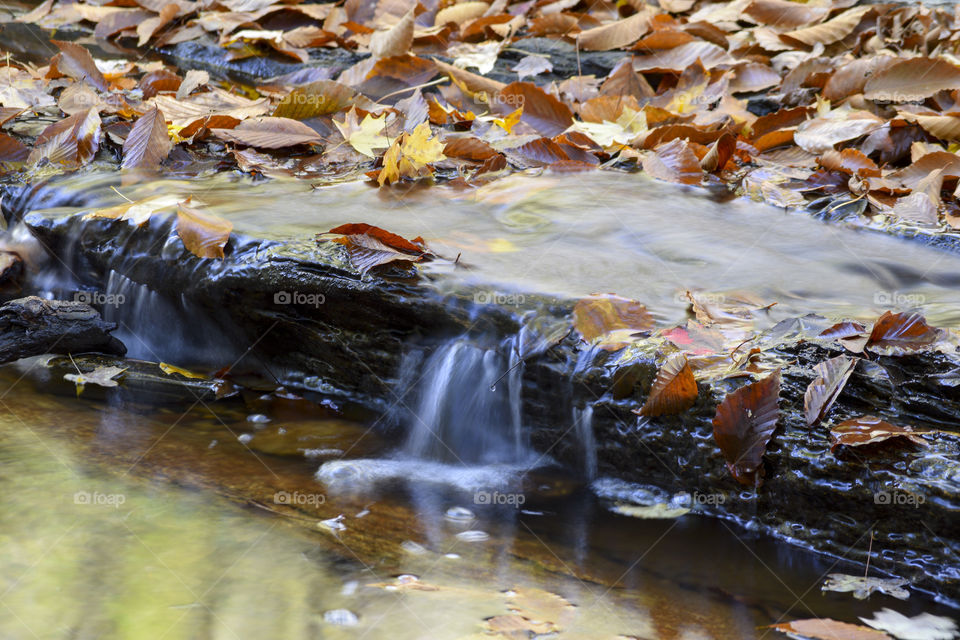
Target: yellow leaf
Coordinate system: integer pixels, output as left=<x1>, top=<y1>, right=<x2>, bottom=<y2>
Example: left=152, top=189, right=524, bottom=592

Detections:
left=378, top=138, right=402, bottom=186
left=400, top=122, right=446, bottom=168
left=333, top=107, right=390, bottom=157
left=494, top=107, right=522, bottom=133
left=159, top=362, right=207, bottom=379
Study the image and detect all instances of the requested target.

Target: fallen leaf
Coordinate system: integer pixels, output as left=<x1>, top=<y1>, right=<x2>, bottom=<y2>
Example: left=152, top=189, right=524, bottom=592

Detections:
left=512, top=55, right=553, bottom=81
left=635, top=355, right=698, bottom=417
left=176, top=200, right=233, bottom=259
left=865, top=311, right=942, bottom=356
left=611, top=502, right=691, bottom=519
left=212, top=116, right=323, bottom=149
left=642, top=139, right=702, bottom=185
left=712, top=370, right=781, bottom=486
left=632, top=41, right=734, bottom=72
left=159, top=362, right=207, bottom=379
left=333, top=108, right=389, bottom=157
left=65, top=365, right=127, bottom=394
left=28, top=107, right=102, bottom=168
left=770, top=618, right=893, bottom=640
left=779, top=6, right=872, bottom=48
left=860, top=608, right=958, bottom=640
left=495, top=82, right=573, bottom=137
left=322, top=223, right=429, bottom=273
left=572, top=294, right=654, bottom=351
left=577, top=8, right=653, bottom=51
left=822, top=573, right=910, bottom=600
left=795, top=108, right=884, bottom=154
left=122, top=107, right=171, bottom=171
left=819, top=149, right=880, bottom=178
left=804, top=355, right=858, bottom=426
left=830, top=416, right=930, bottom=451
left=50, top=40, right=108, bottom=91
left=137, top=3, right=178, bottom=46
left=370, top=6, right=414, bottom=59
left=745, top=0, right=830, bottom=29
left=864, top=58, right=960, bottom=103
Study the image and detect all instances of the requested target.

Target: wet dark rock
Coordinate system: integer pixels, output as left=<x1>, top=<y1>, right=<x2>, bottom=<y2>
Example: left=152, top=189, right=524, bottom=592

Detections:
left=0, top=296, right=125, bottom=363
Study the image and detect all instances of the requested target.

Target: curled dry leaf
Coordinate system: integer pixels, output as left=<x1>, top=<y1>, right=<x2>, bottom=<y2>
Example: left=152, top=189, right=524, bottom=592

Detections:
left=370, top=6, right=415, bottom=59
left=577, top=8, right=653, bottom=51
left=51, top=40, right=108, bottom=92
left=634, top=354, right=698, bottom=417
left=176, top=201, right=233, bottom=259
left=211, top=116, right=323, bottom=149
left=28, top=107, right=102, bottom=168
left=795, top=109, right=884, bottom=154
left=818, top=149, right=879, bottom=178
left=122, top=107, right=171, bottom=171
left=322, top=223, right=430, bottom=273
left=632, top=41, right=734, bottom=72
left=830, top=415, right=931, bottom=452
left=804, top=355, right=857, bottom=427
left=744, top=0, right=830, bottom=29
left=779, top=5, right=872, bottom=48
left=769, top=618, right=893, bottom=640
left=711, top=369, right=781, bottom=486
left=572, top=294, right=654, bottom=351
left=642, top=139, right=703, bottom=185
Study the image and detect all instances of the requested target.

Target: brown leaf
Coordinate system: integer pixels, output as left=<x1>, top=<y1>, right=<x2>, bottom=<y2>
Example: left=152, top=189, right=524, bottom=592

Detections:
left=324, top=223, right=430, bottom=273
left=0, top=133, right=29, bottom=164
left=51, top=41, right=109, bottom=92
left=819, top=321, right=866, bottom=340
left=891, top=192, right=938, bottom=225
left=139, top=69, right=182, bottom=99
left=137, top=3, right=179, bottom=46
left=572, top=294, right=654, bottom=351
left=818, top=149, right=880, bottom=178
left=779, top=6, right=872, bottom=48
left=822, top=55, right=896, bottom=102
left=496, top=82, right=573, bottom=137
left=864, top=58, right=960, bottom=103
left=633, top=41, right=734, bottom=72
left=443, top=137, right=497, bottom=161
left=886, top=151, right=960, bottom=190
left=899, top=112, right=960, bottom=142
left=432, top=58, right=505, bottom=98
left=745, top=0, right=830, bottom=29
left=210, top=117, right=323, bottom=149
left=712, top=370, right=780, bottom=486
left=28, top=108, right=102, bottom=168
left=700, top=133, right=736, bottom=174
left=176, top=200, right=232, bottom=259
left=794, top=109, right=884, bottom=154
left=830, top=416, right=930, bottom=452
left=769, top=618, right=892, bottom=640
left=577, top=8, right=653, bottom=51
left=122, top=107, right=171, bottom=171
left=804, top=355, right=857, bottom=427
left=93, top=9, right=154, bottom=39
left=273, top=80, right=358, bottom=119
left=751, top=107, right=811, bottom=140
left=370, top=6, right=414, bottom=59
left=642, top=139, right=703, bottom=185
left=507, top=138, right=570, bottom=168
left=635, top=355, right=698, bottom=417
left=865, top=311, right=942, bottom=356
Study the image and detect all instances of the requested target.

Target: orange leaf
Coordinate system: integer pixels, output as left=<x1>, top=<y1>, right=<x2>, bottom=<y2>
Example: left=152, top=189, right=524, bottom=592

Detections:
left=122, top=107, right=171, bottom=171
left=865, top=311, right=942, bottom=356
left=712, top=370, right=780, bottom=486
left=635, top=355, right=698, bottom=417
left=495, top=82, right=573, bottom=137
left=642, top=139, right=702, bottom=185
left=572, top=294, right=654, bottom=351
left=176, top=201, right=232, bottom=259
left=830, top=416, right=931, bottom=452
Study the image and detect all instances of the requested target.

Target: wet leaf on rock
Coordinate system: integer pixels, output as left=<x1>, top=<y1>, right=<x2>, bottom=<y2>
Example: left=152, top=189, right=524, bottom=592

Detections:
left=821, top=573, right=910, bottom=600
left=332, top=108, right=389, bottom=157
left=28, top=107, right=102, bottom=169
left=830, top=416, right=931, bottom=452
left=176, top=200, right=233, bottom=259
left=804, top=355, right=858, bottom=427
left=572, top=294, right=654, bottom=351
left=634, top=354, right=698, bottom=418
left=322, top=223, right=430, bottom=273
left=769, top=618, right=893, bottom=640
left=642, top=139, right=703, bottom=185
left=865, top=311, right=943, bottom=356
left=496, top=82, right=572, bottom=137
left=711, top=369, right=781, bottom=486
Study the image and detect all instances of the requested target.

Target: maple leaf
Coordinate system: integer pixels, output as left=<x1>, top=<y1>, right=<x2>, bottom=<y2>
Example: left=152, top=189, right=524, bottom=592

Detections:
left=333, top=108, right=390, bottom=158
left=400, top=122, right=445, bottom=168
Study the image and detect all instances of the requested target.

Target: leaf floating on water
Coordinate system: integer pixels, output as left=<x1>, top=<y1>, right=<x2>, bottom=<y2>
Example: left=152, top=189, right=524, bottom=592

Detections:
left=804, top=355, right=858, bottom=427
left=864, top=311, right=943, bottom=356
left=769, top=618, right=894, bottom=640
left=711, top=369, right=781, bottom=486
left=635, top=354, right=698, bottom=418
left=332, top=108, right=390, bottom=157
left=176, top=200, right=233, bottom=259
left=64, top=365, right=127, bottom=394
left=159, top=362, right=207, bottom=379
left=572, top=294, right=654, bottom=351
left=822, top=574, right=910, bottom=601
left=830, top=416, right=931, bottom=452
left=505, top=587, right=576, bottom=631
left=122, top=107, right=171, bottom=171
left=860, top=608, right=958, bottom=640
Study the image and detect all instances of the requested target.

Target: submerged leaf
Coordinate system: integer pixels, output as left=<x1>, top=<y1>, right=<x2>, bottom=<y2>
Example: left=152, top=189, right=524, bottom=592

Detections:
left=176, top=201, right=233, bottom=259
left=635, top=355, right=698, bottom=418
left=322, top=223, right=430, bottom=273
left=769, top=618, right=893, bottom=640
left=572, top=294, right=654, bottom=351
left=712, top=370, right=781, bottom=486
left=822, top=573, right=910, bottom=601
left=830, top=416, right=930, bottom=452
left=804, top=355, right=857, bottom=427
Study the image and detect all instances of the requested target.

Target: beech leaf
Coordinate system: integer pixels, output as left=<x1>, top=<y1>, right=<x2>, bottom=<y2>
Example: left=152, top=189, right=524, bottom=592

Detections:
left=711, top=370, right=781, bottom=486
left=634, top=355, right=698, bottom=418
left=572, top=294, right=654, bottom=351
left=122, top=107, right=171, bottom=171
left=176, top=200, right=233, bottom=259
left=804, top=355, right=858, bottom=427
left=830, top=416, right=931, bottom=452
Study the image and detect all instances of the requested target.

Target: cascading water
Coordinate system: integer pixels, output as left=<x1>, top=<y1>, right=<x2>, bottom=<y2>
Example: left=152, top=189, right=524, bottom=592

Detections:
left=400, top=337, right=531, bottom=465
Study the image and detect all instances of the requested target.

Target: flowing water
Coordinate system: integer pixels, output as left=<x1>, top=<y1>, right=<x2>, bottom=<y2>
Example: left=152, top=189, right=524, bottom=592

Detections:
left=3, top=169, right=960, bottom=637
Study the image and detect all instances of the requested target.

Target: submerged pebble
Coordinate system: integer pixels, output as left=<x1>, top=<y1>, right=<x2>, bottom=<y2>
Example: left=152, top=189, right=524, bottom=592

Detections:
left=323, top=609, right=359, bottom=626
left=401, top=540, right=428, bottom=555
left=237, top=433, right=253, bottom=444
left=444, top=506, right=475, bottom=523
left=247, top=414, right=270, bottom=423
left=455, top=530, right=489, bottom=542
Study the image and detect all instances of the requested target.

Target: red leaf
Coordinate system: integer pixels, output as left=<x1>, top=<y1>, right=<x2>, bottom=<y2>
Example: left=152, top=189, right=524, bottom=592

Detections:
left=865, top=311, right=942, bottom=355
left=712, top=370, right=781, bottom=486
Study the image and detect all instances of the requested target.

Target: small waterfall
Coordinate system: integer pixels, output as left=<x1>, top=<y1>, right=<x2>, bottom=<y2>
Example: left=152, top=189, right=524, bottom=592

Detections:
left=572, top=405, right=597, bottom=480
left=399, top=337, right=531, bottom=465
